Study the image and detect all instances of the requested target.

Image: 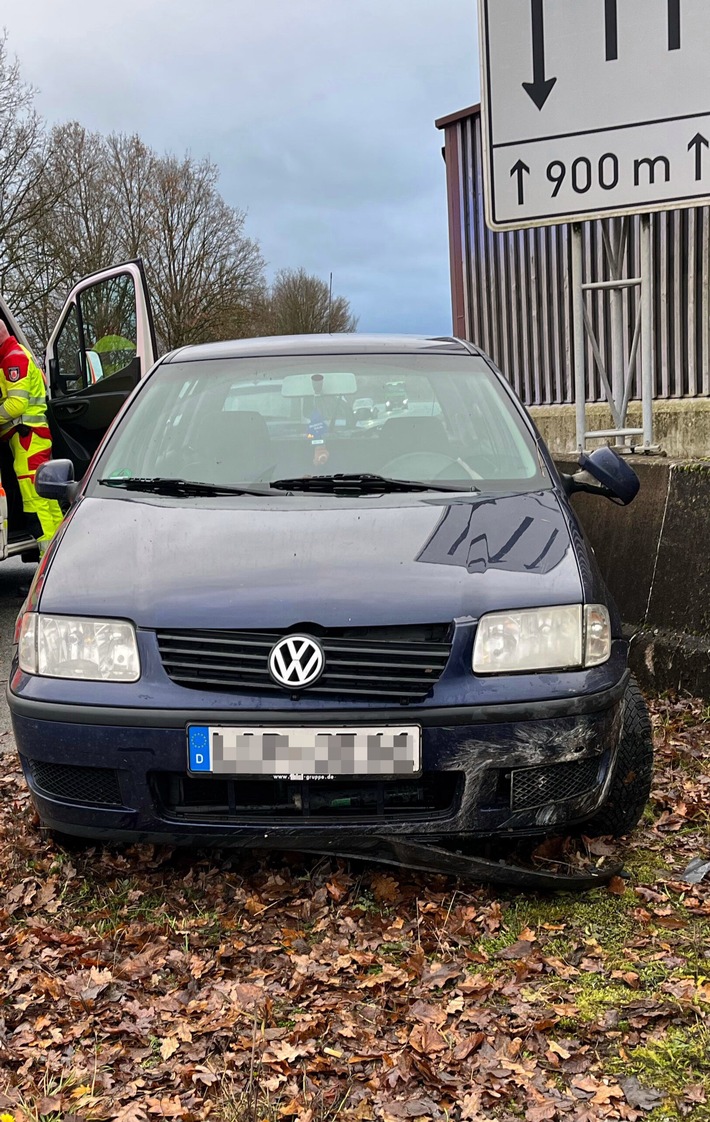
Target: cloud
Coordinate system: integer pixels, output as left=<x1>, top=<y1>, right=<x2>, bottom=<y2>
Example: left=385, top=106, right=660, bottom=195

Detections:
left=5, top=0, right=479, bottom=334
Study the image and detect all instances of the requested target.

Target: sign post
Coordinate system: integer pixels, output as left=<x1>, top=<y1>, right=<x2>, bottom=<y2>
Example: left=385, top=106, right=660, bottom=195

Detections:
left=478, top=0, right=710, bottom=450
left=479, top=0, right=710, bottom=230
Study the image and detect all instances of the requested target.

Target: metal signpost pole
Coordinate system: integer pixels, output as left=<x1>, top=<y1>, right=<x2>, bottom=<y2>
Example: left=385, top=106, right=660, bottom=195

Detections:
left=572, top=225, right=586, bottom=453
left=608, top=219, right=626, bottom=447
left=640, top=215, right=654, bottom=449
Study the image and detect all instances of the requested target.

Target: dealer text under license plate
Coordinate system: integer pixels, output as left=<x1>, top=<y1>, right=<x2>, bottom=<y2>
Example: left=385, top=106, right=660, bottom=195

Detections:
left=187, top=725, right=421, bottom=778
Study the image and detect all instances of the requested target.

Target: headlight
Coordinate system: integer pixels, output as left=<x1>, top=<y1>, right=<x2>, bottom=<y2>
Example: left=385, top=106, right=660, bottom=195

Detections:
left=583, top=604, right=612, bottom=666
left=472, top=604, right=611, bottom=674
left=18, top=614, right=140, bottom=681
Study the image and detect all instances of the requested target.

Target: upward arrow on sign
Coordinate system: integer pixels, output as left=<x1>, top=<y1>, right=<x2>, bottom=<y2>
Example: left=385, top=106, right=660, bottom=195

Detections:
left=510, top=159, right=531, bottom=205
left=689, top=133, right=709, bottom=180
left=522, top=0, right=557, bottom=110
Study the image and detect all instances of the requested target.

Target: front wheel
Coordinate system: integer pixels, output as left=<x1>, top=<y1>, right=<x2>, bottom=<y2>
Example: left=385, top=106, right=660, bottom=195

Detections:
left=583, top=679, right=654, bottom=837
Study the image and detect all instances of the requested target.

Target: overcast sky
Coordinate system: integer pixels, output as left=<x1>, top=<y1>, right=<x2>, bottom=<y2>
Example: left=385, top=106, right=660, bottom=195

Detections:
left=5, top=1, right=480, bottom=336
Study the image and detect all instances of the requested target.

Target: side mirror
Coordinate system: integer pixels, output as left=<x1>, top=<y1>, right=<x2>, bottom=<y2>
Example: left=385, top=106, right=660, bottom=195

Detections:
left=35, top=459, right=79, bottom=504
left=562, top=447, right=640, bottom=506
left=85, top=350, right=104, bottom=384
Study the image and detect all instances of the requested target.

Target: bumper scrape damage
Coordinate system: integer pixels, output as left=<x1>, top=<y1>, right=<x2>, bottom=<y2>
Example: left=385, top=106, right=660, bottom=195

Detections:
left=11, top=677, right=629, bottom=888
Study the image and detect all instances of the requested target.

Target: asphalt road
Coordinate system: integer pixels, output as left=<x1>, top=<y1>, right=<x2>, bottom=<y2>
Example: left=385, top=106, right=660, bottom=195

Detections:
left=0, top=557, right=35, bottom=753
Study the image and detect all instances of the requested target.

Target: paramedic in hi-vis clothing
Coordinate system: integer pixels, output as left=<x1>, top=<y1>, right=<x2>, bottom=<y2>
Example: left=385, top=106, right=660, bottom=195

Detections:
left=0, top=321, right=63, bottom=554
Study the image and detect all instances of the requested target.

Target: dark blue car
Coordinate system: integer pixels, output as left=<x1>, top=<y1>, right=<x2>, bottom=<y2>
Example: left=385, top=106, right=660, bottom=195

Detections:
left=9, top=332, right=653, bottom=847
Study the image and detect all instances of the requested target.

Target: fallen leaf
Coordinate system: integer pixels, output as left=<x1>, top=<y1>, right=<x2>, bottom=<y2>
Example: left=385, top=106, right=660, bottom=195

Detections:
left=279, top=1100, right=303, bottom=1118
left=160, top=1036, right=179, bottom=1061
left=452, top=1032, right=485, bottom=1060
left=113, top=1104, right=148, bottom=1122
left=498, top=939, right=534, bottom=960
left=681, top=857, right=710, bottom=884
left=421, top=961, right=462, bottom=988
left=548, top=1040, right=571, bottom=1059
left=526, top=1104, right=558, bottom=1122
left=591, top=1083, right=624, bottom=1105
left=371, top=873, right=401, bottom=903
left=619, top=1075, right=664, bottom=1112
left=408, top=1022, right=447, bottom=1054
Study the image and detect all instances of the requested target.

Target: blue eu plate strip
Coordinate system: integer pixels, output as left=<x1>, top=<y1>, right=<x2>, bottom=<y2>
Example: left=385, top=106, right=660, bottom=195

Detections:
left=188, top=726, right=212, bottom=772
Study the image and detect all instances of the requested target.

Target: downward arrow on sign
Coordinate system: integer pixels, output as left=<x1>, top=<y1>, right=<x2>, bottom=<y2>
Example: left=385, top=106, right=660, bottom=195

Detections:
left=522, top=0, right=557, bottom=110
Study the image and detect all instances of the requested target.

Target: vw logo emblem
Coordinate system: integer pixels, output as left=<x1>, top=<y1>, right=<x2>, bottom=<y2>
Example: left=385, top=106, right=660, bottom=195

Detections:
left=268, top=634, right=325, bottom=689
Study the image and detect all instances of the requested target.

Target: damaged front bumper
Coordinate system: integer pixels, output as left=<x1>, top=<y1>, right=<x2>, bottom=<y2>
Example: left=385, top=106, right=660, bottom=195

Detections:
left=10, top=672, right=628, bottom=850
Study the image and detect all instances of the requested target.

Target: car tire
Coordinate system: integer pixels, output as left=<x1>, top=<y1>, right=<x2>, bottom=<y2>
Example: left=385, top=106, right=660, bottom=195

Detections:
left=583, top=678, right=654, bottom=837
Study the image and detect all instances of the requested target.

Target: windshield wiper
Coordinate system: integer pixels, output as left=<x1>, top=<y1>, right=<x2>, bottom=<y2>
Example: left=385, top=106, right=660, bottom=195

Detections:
left=269, top=473, right=478, bottom=495
left=98, top=477, right=272, bottom=497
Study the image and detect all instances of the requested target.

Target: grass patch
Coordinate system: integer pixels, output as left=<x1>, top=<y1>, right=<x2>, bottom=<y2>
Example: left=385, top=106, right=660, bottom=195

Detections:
left=608, top=1024, right=710, bottom=1121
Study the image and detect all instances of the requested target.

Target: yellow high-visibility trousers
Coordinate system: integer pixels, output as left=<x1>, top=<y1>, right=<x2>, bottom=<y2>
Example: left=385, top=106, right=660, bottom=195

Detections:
left=9, top=424, right=64, bottom=551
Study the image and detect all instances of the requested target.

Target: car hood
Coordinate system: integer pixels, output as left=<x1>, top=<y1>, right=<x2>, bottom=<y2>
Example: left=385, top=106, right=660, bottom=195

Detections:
left=40, top=490, right=583, bottom=629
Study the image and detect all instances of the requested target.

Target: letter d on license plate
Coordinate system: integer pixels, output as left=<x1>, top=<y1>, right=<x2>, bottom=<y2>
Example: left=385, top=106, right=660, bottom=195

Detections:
left=187, top=725, right=421, bottom=777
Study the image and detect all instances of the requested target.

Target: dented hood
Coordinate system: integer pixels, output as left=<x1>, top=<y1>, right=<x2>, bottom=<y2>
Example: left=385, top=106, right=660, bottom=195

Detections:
left=39, top=489, right=583, bottom=629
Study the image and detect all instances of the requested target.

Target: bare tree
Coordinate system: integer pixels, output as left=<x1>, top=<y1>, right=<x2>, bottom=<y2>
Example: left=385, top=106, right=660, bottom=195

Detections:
left=0, top=35, right=44, bottom=248
left=0, top=35, right=343, bottom=356
left=4, top=117, right=267, bottom=352
left=107, top=133, right=157, bottom=260
left=11, top=122, right=124, bottom=343
left=261, top=268, right=358, bottom=336
left=0, top=36, right=72, bottom=345
left=144, top=154, right=266, bottom=350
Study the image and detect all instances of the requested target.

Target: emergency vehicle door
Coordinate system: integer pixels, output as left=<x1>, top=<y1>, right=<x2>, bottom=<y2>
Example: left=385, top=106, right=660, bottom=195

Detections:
left=45, top=260, right=156, bottom=478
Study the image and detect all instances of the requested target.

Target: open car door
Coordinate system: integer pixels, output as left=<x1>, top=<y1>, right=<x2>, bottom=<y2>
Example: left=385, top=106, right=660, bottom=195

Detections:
left=45, top=260, right=156, bottom=478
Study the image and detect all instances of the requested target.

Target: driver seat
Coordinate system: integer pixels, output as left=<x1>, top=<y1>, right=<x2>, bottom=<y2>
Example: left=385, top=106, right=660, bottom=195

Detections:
left=379, top=416, right=450, bottom=463
left=187, top=409, right=273, bottom=484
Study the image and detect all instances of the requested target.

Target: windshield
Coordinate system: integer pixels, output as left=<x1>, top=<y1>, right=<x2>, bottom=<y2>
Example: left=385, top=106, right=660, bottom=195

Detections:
left=94, top=354, right=549, bottom=493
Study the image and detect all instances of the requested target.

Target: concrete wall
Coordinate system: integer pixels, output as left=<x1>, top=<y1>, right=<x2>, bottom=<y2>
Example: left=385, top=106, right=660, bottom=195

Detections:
left=556, top=457, right=710, bottom=698
left=537, top=401, right=710, bottom=458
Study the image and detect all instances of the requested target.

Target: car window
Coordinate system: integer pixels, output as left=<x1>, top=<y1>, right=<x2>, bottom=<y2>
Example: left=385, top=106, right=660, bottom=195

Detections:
left=78, top=274, right=138, bottom=382
left=95, top=354, right=548, bottom=493
left=52, top=274, right=139, bottom=396
left=54, top=304, right=84, bottom=394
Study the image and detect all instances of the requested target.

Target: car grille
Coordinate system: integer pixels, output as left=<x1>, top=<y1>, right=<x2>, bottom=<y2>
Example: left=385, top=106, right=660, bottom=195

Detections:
left=28, top=760, right=123, bottom=806
left=155, top=624, right=452, bottom=704
left=510, top=756, right=605, bottom=812
left=153, top=772, right=461, bottom=824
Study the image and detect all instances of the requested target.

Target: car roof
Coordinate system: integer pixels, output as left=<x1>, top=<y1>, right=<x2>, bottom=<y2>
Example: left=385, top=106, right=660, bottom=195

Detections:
left=162, top=333, right=481, bottom=364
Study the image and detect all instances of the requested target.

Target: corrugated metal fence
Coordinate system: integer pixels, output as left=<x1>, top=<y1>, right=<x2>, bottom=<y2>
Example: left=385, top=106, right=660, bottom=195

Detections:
left=438, top=107, right=710, bottom=406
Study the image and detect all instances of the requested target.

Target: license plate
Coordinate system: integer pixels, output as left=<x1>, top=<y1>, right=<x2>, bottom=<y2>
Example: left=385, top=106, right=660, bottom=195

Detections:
left=187, top=725, right=421, bottom=778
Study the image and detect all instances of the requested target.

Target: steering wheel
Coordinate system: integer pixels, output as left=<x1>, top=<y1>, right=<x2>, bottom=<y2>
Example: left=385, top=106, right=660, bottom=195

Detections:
left=156, top=445, right=203, bottom=475
left=381, top=451, right=482, bottom=482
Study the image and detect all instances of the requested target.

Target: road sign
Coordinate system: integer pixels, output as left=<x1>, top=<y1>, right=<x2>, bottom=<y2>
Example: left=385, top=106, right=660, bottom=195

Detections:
left=478, top=0, right=710, bottom=230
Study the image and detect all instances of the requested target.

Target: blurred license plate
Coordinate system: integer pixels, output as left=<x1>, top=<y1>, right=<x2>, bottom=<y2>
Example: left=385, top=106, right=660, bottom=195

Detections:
left=187, top=725, right=421, bottom=778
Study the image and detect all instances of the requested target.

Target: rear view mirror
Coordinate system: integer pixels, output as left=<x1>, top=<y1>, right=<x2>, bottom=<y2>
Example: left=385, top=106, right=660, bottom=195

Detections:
left=35, top=459, right=78, bottom=504
left=281, top=372, right=358, bottom=397
left=562, top=447, right=640, bottom=506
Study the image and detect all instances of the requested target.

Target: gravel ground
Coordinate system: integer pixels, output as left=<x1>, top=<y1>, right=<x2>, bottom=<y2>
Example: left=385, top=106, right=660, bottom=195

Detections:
left=0, top=557, right=34, bottom=752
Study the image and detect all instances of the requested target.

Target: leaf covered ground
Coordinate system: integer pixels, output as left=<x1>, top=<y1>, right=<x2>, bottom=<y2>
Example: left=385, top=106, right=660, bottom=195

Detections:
left=0, top=696, right=709, bottom=1122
